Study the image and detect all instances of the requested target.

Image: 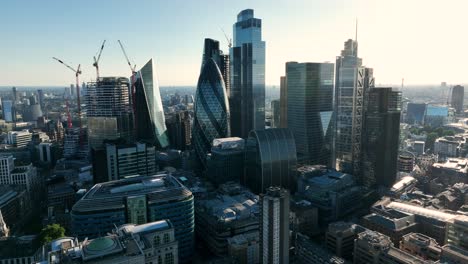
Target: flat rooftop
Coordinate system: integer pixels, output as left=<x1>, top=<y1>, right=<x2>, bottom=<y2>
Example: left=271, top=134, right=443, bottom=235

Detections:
left=72, top=174, right=192, bottom=213
left=432, top=158, right=468, bottom=173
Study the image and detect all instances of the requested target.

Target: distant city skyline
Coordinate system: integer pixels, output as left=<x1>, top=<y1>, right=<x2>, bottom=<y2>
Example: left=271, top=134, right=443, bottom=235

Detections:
left=1, top=0, right=467, bottom=86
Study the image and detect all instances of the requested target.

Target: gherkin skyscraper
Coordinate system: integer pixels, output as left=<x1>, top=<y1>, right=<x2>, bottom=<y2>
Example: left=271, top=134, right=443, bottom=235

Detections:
left=192, top=58, right=231, bottom=168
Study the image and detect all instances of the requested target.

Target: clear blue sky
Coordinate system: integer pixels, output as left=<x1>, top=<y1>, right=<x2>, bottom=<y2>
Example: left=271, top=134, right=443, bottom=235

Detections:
left=1, top=0, right=467, bottom=86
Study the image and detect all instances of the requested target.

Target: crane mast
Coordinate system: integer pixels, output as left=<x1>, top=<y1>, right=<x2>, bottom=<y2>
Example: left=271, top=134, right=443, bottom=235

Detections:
left=117, top=40, right=138, bottom=131
left=93, top=40, right=106, bottom=80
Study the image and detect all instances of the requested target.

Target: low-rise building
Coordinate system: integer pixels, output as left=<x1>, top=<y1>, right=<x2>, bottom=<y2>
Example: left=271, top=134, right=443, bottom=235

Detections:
left=296, top=166, right=362, bottom=225
left=326, top=222, right=367, bottom=260
left=354, top=230, right=430, bottom=264
left=434, top=136, right=465, bottom=158
left=195, top=182, right=259, bottom=256
left=440, top=244, right=468, bottom=264
left=446, top=215, right=468, bottom=251
left=227, top=232, right=260, bottom=264
left=430, top=158, right=468, bottom=186
left=7, top=130, right=32, bottom=148
left=361, top=211, right=418, bottom=246
left=399, top=233, right=441, bottom=261
left=39, top=220, right=178, bottom=264
left=296, top=233, right=348, bottom=264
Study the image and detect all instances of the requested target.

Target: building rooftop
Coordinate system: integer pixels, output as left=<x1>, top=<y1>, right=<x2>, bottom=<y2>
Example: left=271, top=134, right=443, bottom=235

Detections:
left=386, top=201, right=458, bottom=222
left=196, top=183, right=259, bottom=223
left=212, top=137, right=245, bottom=150
left=72, top=173, right=192, bottom=213
left=390, top=176, right=417, bottom=193
left=432, top=158, right=468, bottom=173
left=118, top=220, right=172, bottom=235
left=363, top=212, right=416, bottom=231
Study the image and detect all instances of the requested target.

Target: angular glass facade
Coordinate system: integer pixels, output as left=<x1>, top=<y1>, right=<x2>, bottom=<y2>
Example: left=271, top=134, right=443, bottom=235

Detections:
left=192, top=58, right=231, bottom=167
left=134, top=59, right=169, bottom=148
left=286, top=62, right=334, bottom=166
left=244, top=128, right=297, bottom=194
left=230, top=9, right=266, bottom=138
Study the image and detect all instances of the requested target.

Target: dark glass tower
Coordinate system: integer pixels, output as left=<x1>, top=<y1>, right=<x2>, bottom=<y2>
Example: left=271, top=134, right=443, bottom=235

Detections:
left=230, top=9, right=266, bottom=138
left=134, top=59, right=169, bottom=148
left=361, top=87, right=401, bottom=187
left=192, top=58, right=231, bottom=168
left=451, top=85, right=464, bottom=114
left=202, top=38, right=230, bottom=93
left=244, top=128, right=297, bottom=194
left=286, top=62, right=334, bottom=165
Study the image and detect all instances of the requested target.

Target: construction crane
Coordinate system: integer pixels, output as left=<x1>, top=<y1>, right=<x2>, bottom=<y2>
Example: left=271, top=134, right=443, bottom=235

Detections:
left=93, top=40, right=106, bottom=80
left=52, top=57, right=82, bottom=129
left=117, top=40, right=138, bottom=127
left=221, top=28, right=232, bottom=49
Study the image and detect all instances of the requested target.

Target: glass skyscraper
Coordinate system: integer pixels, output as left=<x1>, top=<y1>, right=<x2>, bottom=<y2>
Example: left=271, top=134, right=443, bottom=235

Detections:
left=361, top=87, right=401, bottom=187
left=134, top=59, right=169, bottom=148
left=334, top=39, right=374, bottom=175
left=192, top=57, right=231, bottom=168
left=230, top=9, right=266, bottom=138
left=286, top=62, right=334, bottom=166
left=244, top=128, right=297, bottom=194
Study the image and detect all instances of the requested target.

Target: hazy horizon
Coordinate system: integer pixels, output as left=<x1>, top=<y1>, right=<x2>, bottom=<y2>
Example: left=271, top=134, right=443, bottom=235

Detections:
left=1, top=0, right=467, bottom=86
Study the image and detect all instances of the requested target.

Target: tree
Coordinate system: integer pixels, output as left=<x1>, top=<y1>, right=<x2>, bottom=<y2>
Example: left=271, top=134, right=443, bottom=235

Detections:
left=38, top=224, right=65, bottom=245
left=426, top=132, right=439, bottom=152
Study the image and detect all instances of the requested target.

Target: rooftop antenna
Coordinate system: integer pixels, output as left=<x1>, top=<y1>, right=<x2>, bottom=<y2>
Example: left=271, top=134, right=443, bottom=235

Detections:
left=355, top=18, right=358, bottom=56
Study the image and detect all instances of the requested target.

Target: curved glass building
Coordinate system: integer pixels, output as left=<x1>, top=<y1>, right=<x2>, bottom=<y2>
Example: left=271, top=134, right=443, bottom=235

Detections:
left=134, top=59, right=169, bottom=148
left=71, top=174, right=194, bottom=263
left=192, top=58, right=230, bottom=167
left=244, top=128, right=297, bottom=194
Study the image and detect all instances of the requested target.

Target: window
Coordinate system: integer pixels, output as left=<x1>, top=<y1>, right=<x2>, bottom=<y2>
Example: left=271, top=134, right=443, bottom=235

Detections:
left=154, top=235, right=160, bottom=246
left=165, top=253, right=174, bottom=264
left=163, top=233, right=169, bottom=243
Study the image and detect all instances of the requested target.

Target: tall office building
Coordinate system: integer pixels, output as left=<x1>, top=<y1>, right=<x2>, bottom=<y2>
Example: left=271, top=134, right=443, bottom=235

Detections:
left=451, top=85, right=464, bottom=114
left=37, top=89, right=44, bottom=110
left=270, top=99, right=280, bottom=128
left=134, top=59, right=169, bottom=148
left=279, top=76, right=288, bottom=128
left=71, top=174, right=194, bottom=263
left=2, top=99, right=15, bottom=123
left=202, top=38, right=230, bottom=93
left=260, top=187, right=289, bottom=264
left=11, top=87, right=17, bottom=104
left=286, top=62, right=334, bottom=165
left=244, top=128, right=297, bottom=194
left=230, top=9, right=266, bottom=138
left=334, top=39, right=374, bottom=175
left=166, top=111, right=191, bottom=151
left=192, top=58, right=230, bottom=168
left=86, top=77, right=134, bottom=149
left=361, top=87, right=401, bottom=187
left=92, top=141, right=157, bottom=183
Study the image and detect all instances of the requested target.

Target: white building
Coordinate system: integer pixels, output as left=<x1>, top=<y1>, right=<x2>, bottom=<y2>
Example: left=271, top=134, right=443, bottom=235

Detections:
left=0, top=155, right=39, bottom=193
left=6, top=130, right=32, bottom=148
